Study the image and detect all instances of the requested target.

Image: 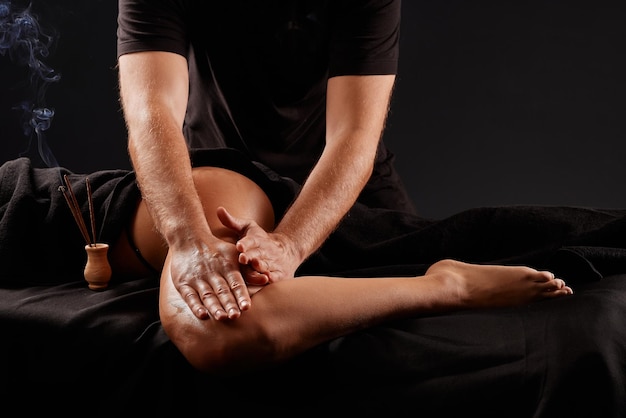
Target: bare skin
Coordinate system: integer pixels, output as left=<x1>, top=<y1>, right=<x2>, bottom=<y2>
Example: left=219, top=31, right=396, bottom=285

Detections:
left=108, top=165, right=573, bottom=376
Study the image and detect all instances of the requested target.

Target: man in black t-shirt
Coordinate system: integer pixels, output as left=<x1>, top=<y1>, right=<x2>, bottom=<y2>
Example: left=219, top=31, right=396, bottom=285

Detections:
left=117, top=0, right=415, bottom=320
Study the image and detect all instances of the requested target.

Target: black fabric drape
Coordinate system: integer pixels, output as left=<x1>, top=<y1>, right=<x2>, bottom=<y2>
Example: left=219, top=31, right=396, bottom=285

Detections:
left=2, top=150, right=626, bottom=417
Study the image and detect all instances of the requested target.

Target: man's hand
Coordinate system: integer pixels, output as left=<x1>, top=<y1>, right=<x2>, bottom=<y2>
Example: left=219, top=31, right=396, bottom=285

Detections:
left=168, top=237, right=252, bottom=321
left=217, top=207, right=301, bottom=283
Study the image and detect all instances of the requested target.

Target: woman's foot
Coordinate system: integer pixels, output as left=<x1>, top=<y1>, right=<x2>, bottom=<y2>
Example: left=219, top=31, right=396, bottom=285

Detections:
left=426, top=259, right=573, bottom=309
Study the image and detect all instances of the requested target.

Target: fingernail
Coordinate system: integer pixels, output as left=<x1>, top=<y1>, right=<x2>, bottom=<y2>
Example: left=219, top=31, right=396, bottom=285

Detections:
left=197, top=308, right=209, bottom=319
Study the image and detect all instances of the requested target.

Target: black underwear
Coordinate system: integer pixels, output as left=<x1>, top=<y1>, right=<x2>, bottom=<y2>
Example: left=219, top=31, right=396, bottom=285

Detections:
left=125, top=225, right=160, bottom=277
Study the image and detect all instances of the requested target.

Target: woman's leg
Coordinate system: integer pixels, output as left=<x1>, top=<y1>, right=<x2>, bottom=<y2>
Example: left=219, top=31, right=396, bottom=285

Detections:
left=159, top=255, right=572, bottom=376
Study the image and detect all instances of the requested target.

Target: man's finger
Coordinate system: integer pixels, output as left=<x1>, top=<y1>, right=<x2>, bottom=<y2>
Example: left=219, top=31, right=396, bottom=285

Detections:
left=217, top=206, right=247, bottom=234
left=177, top=284, right=211, bottom=319
left=242, top=265, right=269, bottom=285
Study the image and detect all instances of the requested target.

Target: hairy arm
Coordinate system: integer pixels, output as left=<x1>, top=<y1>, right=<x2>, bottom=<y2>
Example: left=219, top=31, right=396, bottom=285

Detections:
left=236, top=75, right=397, bottom=280
left=118, top=51, right=252, bottom=320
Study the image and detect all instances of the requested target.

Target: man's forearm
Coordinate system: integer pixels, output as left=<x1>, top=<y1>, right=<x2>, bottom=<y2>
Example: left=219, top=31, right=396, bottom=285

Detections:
left=273, top=75, right=395, bottom=265
left=128, top=128, right=210, bottom=246
left=118, top=51, right=210, bottom=245
left=273, top=136, right=375, bottom=264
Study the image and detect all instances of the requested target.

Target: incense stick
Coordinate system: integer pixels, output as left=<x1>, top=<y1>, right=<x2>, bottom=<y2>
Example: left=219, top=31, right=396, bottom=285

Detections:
left=86, top=177, right=97, bottom=245
left=59, top=174, right=93, bottom=246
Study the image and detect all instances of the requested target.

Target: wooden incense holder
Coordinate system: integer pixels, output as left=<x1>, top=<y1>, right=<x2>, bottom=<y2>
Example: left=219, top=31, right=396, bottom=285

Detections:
left=84, top=243, right=112, bottom=290
left=60, top=174, right=114, bottom=291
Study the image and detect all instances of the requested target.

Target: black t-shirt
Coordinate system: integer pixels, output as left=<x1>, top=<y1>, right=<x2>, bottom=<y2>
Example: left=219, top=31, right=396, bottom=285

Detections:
left=117, top=0, right=401, bottom=184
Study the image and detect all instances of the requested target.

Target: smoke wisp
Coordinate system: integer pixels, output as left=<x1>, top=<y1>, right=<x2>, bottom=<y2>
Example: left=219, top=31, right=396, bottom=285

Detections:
left=1, top=0, right=61, bottom=167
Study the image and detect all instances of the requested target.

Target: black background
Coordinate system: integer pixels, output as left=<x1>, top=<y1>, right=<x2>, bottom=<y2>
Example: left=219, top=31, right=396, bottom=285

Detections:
left=1, top=0, right=624, bottom=219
